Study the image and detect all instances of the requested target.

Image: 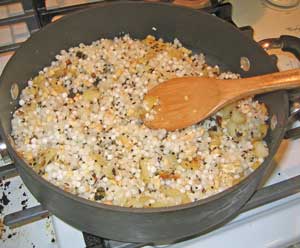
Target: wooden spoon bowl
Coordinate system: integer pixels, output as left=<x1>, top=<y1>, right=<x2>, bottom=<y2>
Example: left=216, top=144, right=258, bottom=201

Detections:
left=143, top=69, right=300, bottom=130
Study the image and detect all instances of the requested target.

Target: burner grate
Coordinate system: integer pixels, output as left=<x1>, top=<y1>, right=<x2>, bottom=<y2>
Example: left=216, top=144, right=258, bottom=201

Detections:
left=0, top=1, right=300, bottom=248
left=0, top=0, right=230, bottom=54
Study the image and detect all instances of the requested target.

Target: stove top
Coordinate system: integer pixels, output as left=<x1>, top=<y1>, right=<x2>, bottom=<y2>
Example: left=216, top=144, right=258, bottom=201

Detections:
left=0, top=1, right=300, bottom=248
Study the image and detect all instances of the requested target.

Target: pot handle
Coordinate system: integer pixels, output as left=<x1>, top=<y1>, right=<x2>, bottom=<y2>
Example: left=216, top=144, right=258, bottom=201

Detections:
left=246, top=39, right=300, bottom=208
left=283, top=77, right=300, bottom=139
left=259, top=35, right=300, bottom=60
left=259, top=35, right=300, bottom=139
left=280, top=35, right=300, bottom=60
left=284, top=98, right=300, bottom=139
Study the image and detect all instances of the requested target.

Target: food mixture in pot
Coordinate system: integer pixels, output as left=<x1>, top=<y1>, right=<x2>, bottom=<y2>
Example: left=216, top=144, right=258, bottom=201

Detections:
left=11, top=35, right=269, bottom=208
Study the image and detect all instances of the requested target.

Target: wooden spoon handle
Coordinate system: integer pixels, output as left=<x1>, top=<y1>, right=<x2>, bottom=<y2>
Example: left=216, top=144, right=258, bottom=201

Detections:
left=222, top=69, right=300, bottom=100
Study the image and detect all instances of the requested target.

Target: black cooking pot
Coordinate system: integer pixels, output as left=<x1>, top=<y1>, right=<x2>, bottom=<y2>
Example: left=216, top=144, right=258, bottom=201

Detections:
left=0, top=1, right=300, bottom=244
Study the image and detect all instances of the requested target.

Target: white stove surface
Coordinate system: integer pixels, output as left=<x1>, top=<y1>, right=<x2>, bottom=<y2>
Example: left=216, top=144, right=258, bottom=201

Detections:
left=0, top=1, right=300, bottom=247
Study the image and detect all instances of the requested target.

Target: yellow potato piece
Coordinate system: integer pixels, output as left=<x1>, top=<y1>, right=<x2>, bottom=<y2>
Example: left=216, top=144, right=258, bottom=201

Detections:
left=253, top=141, right=269, bottom=158
left=82, top=88, right=100, bottom=101
left=140, top=158, right=151, bottom=183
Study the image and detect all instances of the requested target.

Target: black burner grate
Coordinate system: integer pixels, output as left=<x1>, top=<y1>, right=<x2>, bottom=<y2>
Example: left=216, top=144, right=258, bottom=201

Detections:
left=83, top=232, right=149, bottom=248
left=0, top=0, right=231, bottom=54
left=1, top=1, right=299, bottom=248
left=83, top=232, right=107, bottom=248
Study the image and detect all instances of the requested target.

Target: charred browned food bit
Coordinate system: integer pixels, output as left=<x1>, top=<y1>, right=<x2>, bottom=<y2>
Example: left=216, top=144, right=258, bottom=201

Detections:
left=112, top=168, right=116, bottom=176
left=103, top=63, right=113, bottom=73
left=93, top=77, right=101, bottom=87
left=94, top=187, right=105, bottom=201
left=76, top=51, right=87, bottom=59
left=68, top=89, right=76, bottom=98
left=208, top=125, right=217, bottom=132
left=216, top=115, right=222, bottom=126
left=92, top=173, right=97, bottom=180
left=236, top=131, right=243, bottom=137
left=66, top=59, right=72, bottom=66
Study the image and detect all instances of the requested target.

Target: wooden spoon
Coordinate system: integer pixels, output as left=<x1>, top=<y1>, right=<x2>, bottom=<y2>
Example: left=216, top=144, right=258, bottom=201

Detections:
left=143, top=69, right=300, bottom=131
